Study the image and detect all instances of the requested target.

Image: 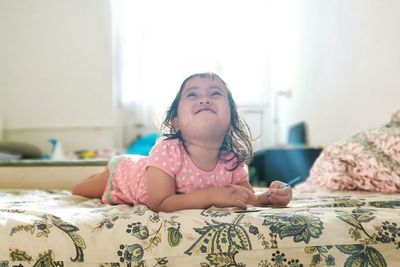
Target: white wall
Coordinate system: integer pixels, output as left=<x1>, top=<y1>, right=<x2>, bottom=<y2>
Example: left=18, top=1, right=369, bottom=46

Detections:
left=281, top=0, right=400, bottom=147
left=0, top=0, right=115, bottom=153
left=1, top=0, right=399, bottom=154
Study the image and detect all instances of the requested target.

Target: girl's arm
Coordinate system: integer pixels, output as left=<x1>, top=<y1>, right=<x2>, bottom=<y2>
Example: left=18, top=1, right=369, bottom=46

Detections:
left=72, top=168, right=109, bottom=198
left=236, top=180, right=292, bottom=207
left=236, top=181, right=270, bottom=206
left=146, top=166, right=256, bottom=212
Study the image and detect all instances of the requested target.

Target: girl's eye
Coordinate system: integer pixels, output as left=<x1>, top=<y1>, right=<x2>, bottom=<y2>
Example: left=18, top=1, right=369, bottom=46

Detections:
left=211, top=91, right=222, bottom=96
left=187, top=92, right=197, bottom=97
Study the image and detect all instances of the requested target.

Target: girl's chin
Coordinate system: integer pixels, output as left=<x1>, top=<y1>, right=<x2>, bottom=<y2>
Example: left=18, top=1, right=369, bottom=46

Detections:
left=186, top=123, right=227, bottom=133
left=183, top=127, right=227, bottom=142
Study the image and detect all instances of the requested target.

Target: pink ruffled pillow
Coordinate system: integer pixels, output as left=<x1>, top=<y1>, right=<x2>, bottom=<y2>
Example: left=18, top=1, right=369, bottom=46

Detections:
left=297, top=110, right=400, bottom=193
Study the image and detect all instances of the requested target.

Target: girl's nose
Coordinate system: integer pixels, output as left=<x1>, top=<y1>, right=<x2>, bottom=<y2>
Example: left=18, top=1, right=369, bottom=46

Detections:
left=199, top=97, right=211, bottom=105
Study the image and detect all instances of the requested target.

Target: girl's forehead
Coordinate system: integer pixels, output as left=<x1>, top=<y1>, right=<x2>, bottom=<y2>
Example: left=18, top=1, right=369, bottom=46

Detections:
left=184, top=76, right=226, bottom=90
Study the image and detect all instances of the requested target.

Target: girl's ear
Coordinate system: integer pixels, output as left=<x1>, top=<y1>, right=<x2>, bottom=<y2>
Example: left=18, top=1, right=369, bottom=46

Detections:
left=172, top=117, right=179, bottom=132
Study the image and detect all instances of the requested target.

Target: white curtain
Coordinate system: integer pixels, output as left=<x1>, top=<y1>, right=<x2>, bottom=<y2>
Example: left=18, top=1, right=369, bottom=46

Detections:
left=112, top=0, right=299, bottom=141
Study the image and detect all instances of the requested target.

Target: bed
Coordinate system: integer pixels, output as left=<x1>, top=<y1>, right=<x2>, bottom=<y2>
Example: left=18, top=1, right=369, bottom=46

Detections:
left=2, top=112, right=399, bottom=266
left=1, top=188, right=399, bottom=267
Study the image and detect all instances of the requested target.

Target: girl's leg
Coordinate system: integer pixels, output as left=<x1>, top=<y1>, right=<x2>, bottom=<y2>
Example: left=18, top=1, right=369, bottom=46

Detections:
left=72, top=168, right=109, bottom=198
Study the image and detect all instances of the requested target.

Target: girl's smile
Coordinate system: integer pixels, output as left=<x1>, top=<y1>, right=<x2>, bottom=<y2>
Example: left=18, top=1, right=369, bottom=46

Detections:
left=175, top=76, right=231, bottom=145
left=193, top=105, right=217, bottom=114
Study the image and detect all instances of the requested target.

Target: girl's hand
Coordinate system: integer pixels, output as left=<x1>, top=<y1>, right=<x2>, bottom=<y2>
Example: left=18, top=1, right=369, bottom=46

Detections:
left=266, top=180, right=293, bottom=206
left=211, top=185, right=257, bottom=209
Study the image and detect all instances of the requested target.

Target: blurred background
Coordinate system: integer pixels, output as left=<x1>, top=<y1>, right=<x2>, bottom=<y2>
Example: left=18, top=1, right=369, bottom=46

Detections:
left=1, top=0, right=399, bottom=183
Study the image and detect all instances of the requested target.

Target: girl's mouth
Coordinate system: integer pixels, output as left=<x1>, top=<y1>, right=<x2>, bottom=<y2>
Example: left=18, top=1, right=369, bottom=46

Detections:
left=195, top=107, right=216, bottom=114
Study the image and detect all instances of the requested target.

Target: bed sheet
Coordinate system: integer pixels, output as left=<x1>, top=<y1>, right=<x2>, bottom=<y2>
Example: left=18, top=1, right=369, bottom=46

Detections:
left=1, top=189, right=399, bottom=266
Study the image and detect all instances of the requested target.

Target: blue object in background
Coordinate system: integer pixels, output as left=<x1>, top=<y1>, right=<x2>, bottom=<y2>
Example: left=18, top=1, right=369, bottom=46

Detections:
left=288, top=121, right=308, bottom=146
left=126, top=133, right=160, bottom=156
left=49, top=138, right=64, bottom=160
left=249, top=147, right=322, bottom=186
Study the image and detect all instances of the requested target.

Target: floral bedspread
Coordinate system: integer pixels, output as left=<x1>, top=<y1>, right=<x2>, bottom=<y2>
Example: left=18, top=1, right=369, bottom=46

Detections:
left=0, top=189, right=400, bottom=267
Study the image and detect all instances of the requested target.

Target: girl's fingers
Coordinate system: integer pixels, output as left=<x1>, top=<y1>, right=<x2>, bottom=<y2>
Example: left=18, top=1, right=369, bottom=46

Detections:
left=234, top=200, right=248, bottom=210
left=249, top=192, right=257, bottom=202
left=238, top=186, right=255, bottom=195
left=242, top=189, right=257, bottom=202
left=234, top=186, right=256, bottom=201
left=269, top=180, right=286, bottom=190
left=230, top=193, right=255, bottom=208
left=270, top=190, right=292, bottom=205
left=270, top=186, right=291, bottom=196
left=234, top=192, right=252, bottom=203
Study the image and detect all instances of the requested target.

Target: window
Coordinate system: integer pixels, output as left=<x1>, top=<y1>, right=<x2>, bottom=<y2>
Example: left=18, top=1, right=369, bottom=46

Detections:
left=112, top=0, right=299, bottom=145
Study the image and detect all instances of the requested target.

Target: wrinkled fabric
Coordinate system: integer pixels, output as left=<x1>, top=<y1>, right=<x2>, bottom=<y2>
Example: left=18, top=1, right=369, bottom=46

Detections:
left=297, top=110, right=400, bottom=193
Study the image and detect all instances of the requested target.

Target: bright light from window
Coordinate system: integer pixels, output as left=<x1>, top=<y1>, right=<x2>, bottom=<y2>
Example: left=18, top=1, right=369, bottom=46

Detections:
left=112, top=0, right=299, bottom=129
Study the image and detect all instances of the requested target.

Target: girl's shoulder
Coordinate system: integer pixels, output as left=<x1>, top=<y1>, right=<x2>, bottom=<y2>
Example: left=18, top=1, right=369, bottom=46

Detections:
left=154, top=138, right=182, bottom=148
left=149, top=138, right=184, bottom=156
left=146, top=138, right=185, bottom=175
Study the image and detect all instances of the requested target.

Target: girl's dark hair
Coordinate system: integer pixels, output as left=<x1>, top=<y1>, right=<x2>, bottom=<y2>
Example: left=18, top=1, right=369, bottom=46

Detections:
left=160, top=72, right=253, bottom=171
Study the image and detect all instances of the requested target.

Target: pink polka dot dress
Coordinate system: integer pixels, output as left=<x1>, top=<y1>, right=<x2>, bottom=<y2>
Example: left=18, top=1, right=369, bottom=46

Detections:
left=102, top=139, right=248, bottom=206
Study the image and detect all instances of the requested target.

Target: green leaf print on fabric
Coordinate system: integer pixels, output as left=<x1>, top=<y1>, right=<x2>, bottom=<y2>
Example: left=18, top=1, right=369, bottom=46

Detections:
left=305, top=246, right=336, bottom=266
left=336, top=208, right=376, bottom=231
left=8, top=214, right=86, bottom=263
left=366, top=246, right=387, bottom=267
left=120, top=244, right=144, bottom=263
left=167, top=226, right=183, bottom=247
left=185, top=215, right=251, bottom=256
left=128, top=224, right=150, bottom=240
left=50, top=216, right=86, bottom=262
left=117, top=217, right=183, bottom=264
left=261, top=213, right=324, bottom=244
left=368, top=201, right=400, bottom=208
left=336, top=244, right=364, bottom=254
left=332, top=198, right=366, bottom=208
left=10, top=219, right=52, bottom=237
left=333, top=207, right=399, bottom=266
left=374, top=221, right=400, bottom=249
left=205, top=252, right=239, bottom=267
left=336, top=245, right=387, bottom=267
left=201, top=209, right=231, bottom=218
left=9, top=249, right=32, bottom=263
left=32, top=250, right=64, bottom=267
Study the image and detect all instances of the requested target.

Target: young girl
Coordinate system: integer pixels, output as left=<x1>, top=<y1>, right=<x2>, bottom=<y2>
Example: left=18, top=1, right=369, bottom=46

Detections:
left=72, top=73, right=292, bottom=212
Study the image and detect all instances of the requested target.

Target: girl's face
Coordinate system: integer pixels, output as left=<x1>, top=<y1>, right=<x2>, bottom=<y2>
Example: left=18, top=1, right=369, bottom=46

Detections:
left=174, top=76, right=231, bottom=143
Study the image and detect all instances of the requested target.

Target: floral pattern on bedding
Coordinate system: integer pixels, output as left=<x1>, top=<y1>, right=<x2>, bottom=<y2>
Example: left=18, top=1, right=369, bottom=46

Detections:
left=0, top=190, right=400, bottom=267
left=297, top=109, right=400, bottom=193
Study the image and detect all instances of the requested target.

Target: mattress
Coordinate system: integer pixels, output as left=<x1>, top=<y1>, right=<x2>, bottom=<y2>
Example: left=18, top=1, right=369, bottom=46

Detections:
left=1, top=189, right=399, bottom=266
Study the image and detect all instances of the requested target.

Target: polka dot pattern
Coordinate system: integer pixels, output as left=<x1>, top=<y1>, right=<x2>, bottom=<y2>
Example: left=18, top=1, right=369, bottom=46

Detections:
left=102, top=139, right=249, bottom=206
